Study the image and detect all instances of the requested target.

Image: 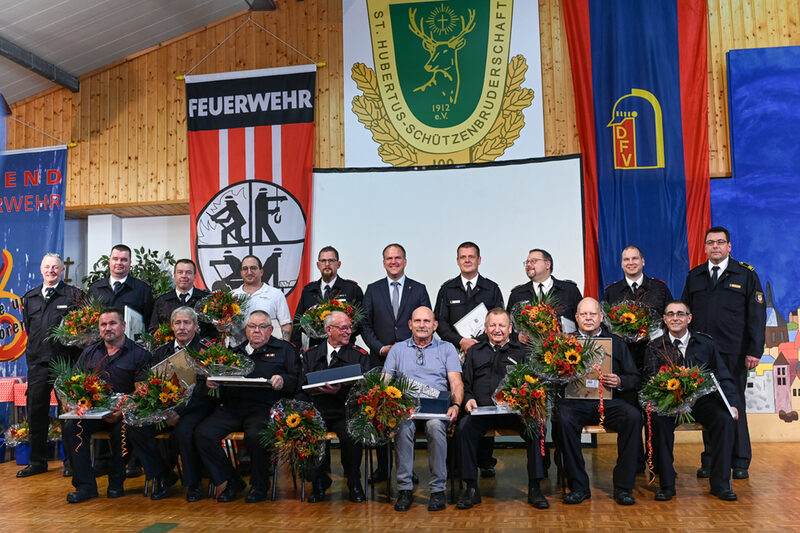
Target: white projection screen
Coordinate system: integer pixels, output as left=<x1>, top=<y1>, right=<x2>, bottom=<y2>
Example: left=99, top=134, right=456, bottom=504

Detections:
left=310, top=155, right=585, bottom=308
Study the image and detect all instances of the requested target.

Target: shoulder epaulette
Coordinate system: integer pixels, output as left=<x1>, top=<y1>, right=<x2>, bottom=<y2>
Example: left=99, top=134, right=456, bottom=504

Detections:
left=694, top=331, right=714, bottom=340
left=355, top=345, right=368, bottom=355
left=562, top=279, right=578, bottom=286
left=738, top=261, right=755, bottom=271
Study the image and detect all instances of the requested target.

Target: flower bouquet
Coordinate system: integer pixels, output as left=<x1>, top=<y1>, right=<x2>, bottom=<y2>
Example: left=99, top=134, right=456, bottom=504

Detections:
left=194, top=289, right=248, bottom=333
left=184, top=342, right=255, bottom=377
left=120, top=371, right=192, bottom=428
left=135, top=322, right=175, bottom=352
left=50, top=359, right=116, bottom=417
left=296, top=298, right=365, bottom=339
left=639, top=362, right=716, bottom=425
left=529, top=332, right=605, bottom=384
left=4, top=421, right=30, bottom=446
left=511, top=296, right=562, bottom=342
left=48, top=418, right=62, bottom=441
left=492, top=362, right=549, bottom=438
left=602, top=300, right=660, bottom=343
left=47, top=296, right=104, bottom=348
left=259, top=399, right=327, bottom=476
left=346, top=368, right=418, bottom=446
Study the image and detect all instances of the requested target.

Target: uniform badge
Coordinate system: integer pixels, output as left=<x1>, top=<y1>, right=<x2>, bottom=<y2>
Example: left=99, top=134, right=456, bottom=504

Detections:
left=449, top=299, right=461, bottom=304
left=729, top=283, right=741, bottom=289
left=756, top=292, right=764, bottom=304
left=265, top=352, right=276, bottom=358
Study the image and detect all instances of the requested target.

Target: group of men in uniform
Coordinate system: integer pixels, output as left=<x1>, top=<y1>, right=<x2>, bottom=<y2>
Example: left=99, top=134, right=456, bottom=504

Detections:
left=15, top=226, right=765, bottom=509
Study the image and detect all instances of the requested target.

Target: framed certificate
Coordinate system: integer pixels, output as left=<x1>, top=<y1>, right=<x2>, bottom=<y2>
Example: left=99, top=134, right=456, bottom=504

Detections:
left=564, top=338, right=613, bottom=400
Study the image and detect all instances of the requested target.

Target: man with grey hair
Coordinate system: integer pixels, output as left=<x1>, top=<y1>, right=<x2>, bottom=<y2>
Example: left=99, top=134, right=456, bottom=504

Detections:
left=300, top=310, right=373, bottom=503
left=196, top=310, right=300, bottom=503
left=19, top=253, right=83, bottom=478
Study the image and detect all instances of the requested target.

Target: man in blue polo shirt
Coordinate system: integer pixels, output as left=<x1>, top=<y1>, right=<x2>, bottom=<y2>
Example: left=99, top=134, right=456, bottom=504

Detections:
left=383, top=306, right=463, bottom=512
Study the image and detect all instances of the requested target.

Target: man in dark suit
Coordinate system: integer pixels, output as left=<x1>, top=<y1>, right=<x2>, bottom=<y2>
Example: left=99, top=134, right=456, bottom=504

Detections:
left=300, top=311, right=373, bottom=503
left=434, top=241, right=504, bottom=476
left=602, top=245, right=673, bottom=367
left=87, top=244, right=155, bottom=323
left=361, top=243, right=431, bottom=482
left=507, top=248, right=582, bottom=339
left=19, top=253, right=84, bottom=478
left=456, top=309, right=548, bottom=510
left=557, top=298, right=642, bottom=506
left=644, top=301, right=740, bottom=501
left=149, top=258, right=209, bottom=333
left=195, top=310, right=300, bottom=503
left=435, top=242, right=504, bottom=354
left=291, top=246, right=363, bottom=349
left=127, top=306, right=215, bottom=501
left=681, top=226, right=765, bottom=480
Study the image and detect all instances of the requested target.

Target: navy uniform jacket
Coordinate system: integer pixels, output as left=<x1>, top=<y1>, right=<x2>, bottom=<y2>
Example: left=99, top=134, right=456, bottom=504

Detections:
left=462, top=338, right=527, bottom=407
left=435, top=274, right=504, bottom=346
left=149, top=288, right=210, bottom=331
left=300, top=342, right=373, bottom=419
left=506, top=276, right=582, bottom=323
left=681, top=259, right=766, bottom=358
left=643, top=332, right=740, bottom=410
left=88, top=275, right=155, bottom=323
left=291, top=277, right=364, bottom=348
left=77, top=337, right=152, bottom=394
left=602, top=275, right=673, bottom=317
left=222, top=337, right=300, bottom=410
left=361, top=277, right=431, bottom=358
left=22, top=281, right=84, bottom=365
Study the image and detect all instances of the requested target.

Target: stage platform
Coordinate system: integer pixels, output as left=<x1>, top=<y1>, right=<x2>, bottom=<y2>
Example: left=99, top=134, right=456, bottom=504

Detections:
left=2, top=442, right=796, bottom=532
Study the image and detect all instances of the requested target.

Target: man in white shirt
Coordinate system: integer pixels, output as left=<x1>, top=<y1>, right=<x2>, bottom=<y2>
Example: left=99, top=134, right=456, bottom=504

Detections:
left=232, top=254, right=292, bottom=342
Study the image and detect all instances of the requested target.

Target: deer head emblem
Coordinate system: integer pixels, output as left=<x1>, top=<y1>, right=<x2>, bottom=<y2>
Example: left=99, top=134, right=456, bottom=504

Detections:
left=408, top=7, right=476, bottom=105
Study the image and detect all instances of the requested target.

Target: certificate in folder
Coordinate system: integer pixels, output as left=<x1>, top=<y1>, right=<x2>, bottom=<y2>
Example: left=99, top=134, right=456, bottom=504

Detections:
left=412, top=391, right=451, bottom=420
left=124, top=306, right=145, bottom=340
left=564, top=338, right=613, bottom=400
left=454, top=303, right=488, bottom=339
left=302, top=364, right=363, bottom=393
left=151, top=348, right=197, bottom=387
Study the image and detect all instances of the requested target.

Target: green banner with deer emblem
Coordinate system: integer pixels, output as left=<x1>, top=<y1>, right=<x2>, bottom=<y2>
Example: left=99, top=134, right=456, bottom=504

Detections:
left=346, top=0, right=541, bottom=166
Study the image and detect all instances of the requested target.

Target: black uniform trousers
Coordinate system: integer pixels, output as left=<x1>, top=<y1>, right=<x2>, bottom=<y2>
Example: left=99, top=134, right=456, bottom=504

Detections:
left=171, top=395, right=217, bottom=489
left=26, top=362, right=56, bottom=466
left=557, top=398, right=641, bottom=492
left=308, top=413, right=362, bottom=487
left=458, top=413, right=544, bottom=486
left=127, top=424, right=169, bottom=479
left=701, top=353, right=750, bottom=470
left=654, top=395, right=735, bottom=493
left=63, top=418, right=126, bottom=495
left=195, top=404, right=272, bottom=490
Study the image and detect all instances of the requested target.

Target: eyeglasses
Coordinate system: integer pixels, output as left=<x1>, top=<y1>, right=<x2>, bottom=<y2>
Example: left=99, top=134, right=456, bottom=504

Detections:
left=329, top=324, right=352, bottom=332
left=241, top=265, right=260, bottom=272
left=664, top=311, right=690, bottom=318
left=246, top=323, right=271, bottom=330
left=317, top=259, right=338, bottom=264
left=704, top=239, right=728, bottom=246
left=416, top=346, right=425, bottom=366
left=523, top=258, right=546, bottom=266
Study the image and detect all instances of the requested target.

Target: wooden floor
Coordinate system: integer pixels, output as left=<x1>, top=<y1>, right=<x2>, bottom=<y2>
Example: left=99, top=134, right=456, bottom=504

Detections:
left=2, top=442, right=797, bottom=532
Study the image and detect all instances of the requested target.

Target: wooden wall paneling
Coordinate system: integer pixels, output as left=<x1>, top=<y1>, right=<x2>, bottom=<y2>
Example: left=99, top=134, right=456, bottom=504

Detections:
left=175, top=36, right=190, bottom=201
left=707, top=0, right=731, bottom=177
left=135, top=55, right=148, bottom=208
left=108, top=66, right=120, bottom=204
left=78, top=79, right=91, bottom=207
left=166, top=41, right=179, bottom=202
left=117, top=63, right=130, bottom=206
left=156, top=47, right=168, bottom=203
left=145, top=52, right=158, bottom=203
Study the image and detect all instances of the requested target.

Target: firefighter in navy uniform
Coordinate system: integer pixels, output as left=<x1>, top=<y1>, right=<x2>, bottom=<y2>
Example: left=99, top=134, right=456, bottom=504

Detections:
left=681, top=226, right=766, bottom=480
left=18, top=253, right=84, bottom=478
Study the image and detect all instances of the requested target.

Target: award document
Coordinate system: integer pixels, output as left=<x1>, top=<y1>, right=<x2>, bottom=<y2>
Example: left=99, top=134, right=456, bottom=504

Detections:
left=124, top=306, right=145, bottom=339
left=151, top=348, right=197, bottom=386
left=454, top=303, right=489, bottom=339
left=564, top=338, right=613, bottom=400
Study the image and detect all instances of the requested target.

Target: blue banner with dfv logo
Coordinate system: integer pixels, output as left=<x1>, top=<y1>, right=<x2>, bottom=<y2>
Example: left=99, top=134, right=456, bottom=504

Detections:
left=563, top=0, right=710, bottom=297
left=0, top=145, right=66, bottom=425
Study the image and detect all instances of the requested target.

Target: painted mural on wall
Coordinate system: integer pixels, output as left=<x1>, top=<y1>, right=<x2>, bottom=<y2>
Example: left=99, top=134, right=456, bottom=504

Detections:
left=714, top=45, right=800, bottom=425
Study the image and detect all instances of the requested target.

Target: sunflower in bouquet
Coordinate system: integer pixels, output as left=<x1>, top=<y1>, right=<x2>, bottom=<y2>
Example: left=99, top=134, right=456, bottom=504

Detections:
left=195, top=289, right=249, bottom=332
left=260, top=400, right=327, bottom=474
left=639, top=362, right=715, bottom=425
left=602, top=300, right=657, bottom=343
left=50, top=359, right=114, bottom=416
left=48, top=296, right=104, bottom=348
left=135, top=322, right=175, bottom=352
left=184, top=341, right=255, bottom=377
left=511, top=293, right=562, bottom=342
left=493, top=362, right=549, bottom=438
left=297, top=298, right=365, bottom=338
left=4, top=421, right=30, bottom=446
left=529, top=332, right=604, bottom=383
left=346, top=369, right=417, bottom=446
left=121, top=371, right=191, bottom=428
